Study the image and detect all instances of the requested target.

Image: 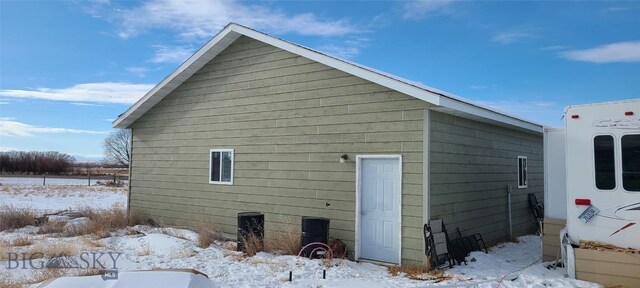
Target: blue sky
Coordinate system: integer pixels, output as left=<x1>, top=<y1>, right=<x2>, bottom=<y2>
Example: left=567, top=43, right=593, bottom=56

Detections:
left=1, top=0, right=639, bottom=160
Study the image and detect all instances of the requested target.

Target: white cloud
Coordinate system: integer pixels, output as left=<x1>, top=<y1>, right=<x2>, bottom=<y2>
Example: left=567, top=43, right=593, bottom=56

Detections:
left=71, top=102, right=101, bottom=107
left=69, top=152, right=105, bottom=160
left=0, top=120, right=108, bottom=137
left=491, top=28, right=534, bottom=44
left=0, top=101, right=8, bottom=105
left=115, top=0, right=357, bottom=40
left=318, top=45, right=360, bottom=59
left=0, top=82, right=153, bottom=104
left=104, top=118, right=115, bottom=122
left=476, top=100, right=562, bottom=126
left=402, top=0, right=454, bottom=19
left=602, top=7, right=629, bottom=13
left=540, top=45, right=566, bottom=51
left=318, top=36, right=370, bottom=59
left=0, top=146, right=21, bottom=152
left=470, top=85, right=489, bottom=90
left=126, top=66, right=150, bottom=77
left=560, top=41, right=640, bottom=63
left=150, top=45, right=194, bottom=64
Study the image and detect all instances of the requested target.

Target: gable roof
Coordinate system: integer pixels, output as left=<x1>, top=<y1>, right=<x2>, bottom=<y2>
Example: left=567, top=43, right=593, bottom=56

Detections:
left=113, top=23, right=543, bottom=133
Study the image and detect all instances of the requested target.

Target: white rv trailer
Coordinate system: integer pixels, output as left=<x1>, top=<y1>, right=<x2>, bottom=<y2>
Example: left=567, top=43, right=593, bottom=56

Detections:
left=544, top=99, right=640, bottom=250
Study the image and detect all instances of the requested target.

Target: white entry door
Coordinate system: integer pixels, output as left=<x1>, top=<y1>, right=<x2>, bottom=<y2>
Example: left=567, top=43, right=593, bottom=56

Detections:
left=358, top=157, right=401, bottom=264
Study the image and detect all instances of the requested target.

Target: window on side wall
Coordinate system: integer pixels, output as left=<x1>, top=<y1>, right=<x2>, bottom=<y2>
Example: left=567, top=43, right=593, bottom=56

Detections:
left=622, top=134, right=640, bottom=192
left=594, top=135, right=616, bottom=190
left=210, top=149, right=234, bottom=185
left=518, top=156, right=528, bottom=188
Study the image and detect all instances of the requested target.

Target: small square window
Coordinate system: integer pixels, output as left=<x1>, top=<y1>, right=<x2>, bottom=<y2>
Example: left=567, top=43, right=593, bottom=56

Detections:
left=518, top=156, right=528, bottom=188
left=210, top=149, right=233, bottom=185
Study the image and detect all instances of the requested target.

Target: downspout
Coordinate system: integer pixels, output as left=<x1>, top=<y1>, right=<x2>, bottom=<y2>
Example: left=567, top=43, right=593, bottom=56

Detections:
left=127, top=128, right=133, bottom=217
left=507, top=185, right=513, bottom=240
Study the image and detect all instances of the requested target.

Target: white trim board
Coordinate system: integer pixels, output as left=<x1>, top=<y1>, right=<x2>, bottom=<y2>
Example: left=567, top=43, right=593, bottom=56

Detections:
left=113, top=23, right=543, bottom=133
left=355, top=154, right=403, bottom=264
left=423, top=109, right=430, bottom=225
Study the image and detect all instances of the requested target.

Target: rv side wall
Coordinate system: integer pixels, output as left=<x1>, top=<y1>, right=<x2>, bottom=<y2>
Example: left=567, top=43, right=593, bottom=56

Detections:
left=565, top=100, right=640, bottom=250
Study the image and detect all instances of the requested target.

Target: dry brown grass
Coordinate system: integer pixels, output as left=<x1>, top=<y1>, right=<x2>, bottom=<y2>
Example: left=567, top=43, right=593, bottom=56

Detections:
left=75, top=268, right=102, bottom=276
left=63, top=206, right=142, bottom=238
left=170, top=247, right=197, bottom=259
left=79, top=237, right=103, bottom=248
left=38, top=221, right=66, bottom=235
left=266, top=227, right=300, bottom=255
left=196, top=219, right=222, bottom=248
left=10, top=235, right=33, bottom=247
left=0, top=205, right=37, bottom=231
left=0, top=243, right=10, bottom=261
left=0, top=267, right=66, bottom=288
left=29, top=268, right=65, bottom=283
left=0, top=241, right=77, bottom=262
left=388, top=264, right=450, bottom=281
left=30, top=242, right=78, bottom=258
left=240, top=232, right=263, bottom=257
left=138, top=243, right=152, bottom=256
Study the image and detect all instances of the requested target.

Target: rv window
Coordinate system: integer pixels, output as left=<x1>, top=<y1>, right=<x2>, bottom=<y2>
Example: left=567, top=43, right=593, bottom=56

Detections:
left=594, top=135, right=616, bottom=190
left=518, top=156, right=527, bottom=188
left=622, top=135, right=640, bottom=192
left=209, top=149, right=234, bottom=185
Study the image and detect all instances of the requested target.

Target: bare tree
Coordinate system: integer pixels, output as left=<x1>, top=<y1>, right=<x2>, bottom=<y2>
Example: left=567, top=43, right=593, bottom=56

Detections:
left=104, top=129, right=131, bottom=166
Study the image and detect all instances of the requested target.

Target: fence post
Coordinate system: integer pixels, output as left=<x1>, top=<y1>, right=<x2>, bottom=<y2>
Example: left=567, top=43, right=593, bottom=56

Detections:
left=88, top=173, right=91, bottom=186
left=43, top=173, right=46, bottom=186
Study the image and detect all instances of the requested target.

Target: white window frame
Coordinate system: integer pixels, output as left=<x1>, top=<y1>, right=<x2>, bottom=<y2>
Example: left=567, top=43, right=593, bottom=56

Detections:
left=518, top=156, right=528, bottom=188
left=209, top=148, right=234, bottom=185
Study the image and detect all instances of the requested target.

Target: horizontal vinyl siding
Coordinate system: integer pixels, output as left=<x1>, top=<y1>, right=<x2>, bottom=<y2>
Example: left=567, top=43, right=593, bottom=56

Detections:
left=429, top=111, right=543, bottom=244
left=542, top=218, right=565, bottom=261
left=129, top=36, right=430, bottom=264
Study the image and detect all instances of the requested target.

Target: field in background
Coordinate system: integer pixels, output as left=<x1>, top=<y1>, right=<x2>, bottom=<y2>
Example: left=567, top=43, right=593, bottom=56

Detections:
left=0, top=178, right=127, bottom=213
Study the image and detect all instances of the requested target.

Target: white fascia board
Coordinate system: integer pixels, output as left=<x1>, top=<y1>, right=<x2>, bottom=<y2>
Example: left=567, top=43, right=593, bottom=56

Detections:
left=113, top=28, right=241, bottom=128
left=439, top=97, right=544, bottom=133
left=230, top=25, right=442, bottom=107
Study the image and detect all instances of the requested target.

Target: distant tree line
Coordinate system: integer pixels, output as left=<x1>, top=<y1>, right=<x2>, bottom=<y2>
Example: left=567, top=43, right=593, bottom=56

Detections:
left=0, top=151, right=76, bottom=174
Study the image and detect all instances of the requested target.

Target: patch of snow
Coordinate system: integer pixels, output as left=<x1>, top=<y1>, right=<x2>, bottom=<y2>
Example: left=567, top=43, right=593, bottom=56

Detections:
left=0, top=188, right=602, bottom=287
left=63, top=217, right=90, bottom=231
left=0, top=183, right=126, bottom=213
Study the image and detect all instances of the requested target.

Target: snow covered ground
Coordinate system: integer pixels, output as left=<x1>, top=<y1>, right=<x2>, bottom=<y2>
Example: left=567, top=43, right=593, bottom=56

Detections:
left=0, top=184, right=600, bottom=287
left=0, top=180, right=127, bottom=213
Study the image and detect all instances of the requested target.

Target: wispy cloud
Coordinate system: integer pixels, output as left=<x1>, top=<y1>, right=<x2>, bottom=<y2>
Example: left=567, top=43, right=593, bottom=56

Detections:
left=476, top=100, right=562, bottom=126
left=402, top=0, right=454, bottom=20
left=470, top=84, right=489, bottom=90
left=491, top=28, right=534, bottom=44
left=150, top=45, right=194, bottom=64
left=560, top=41, right=640, bottom=63
left=0, top=82, right=153, bottom=104
left=602, top=7, right=629, bottom=13
left=126, top=66, right=150, bottom=77
left=71, top=102, right=101, bottom=107
left=114, top=0, right=358, bottom=40
left=69, top=152, right=105, bottom=160
left=0, top=120, right=108, bottom=137
left=540, top=45, right=566, bottom=51
left=0, top=146, right=21, bottom=152
left=318, top=36, right=370, bottom=59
